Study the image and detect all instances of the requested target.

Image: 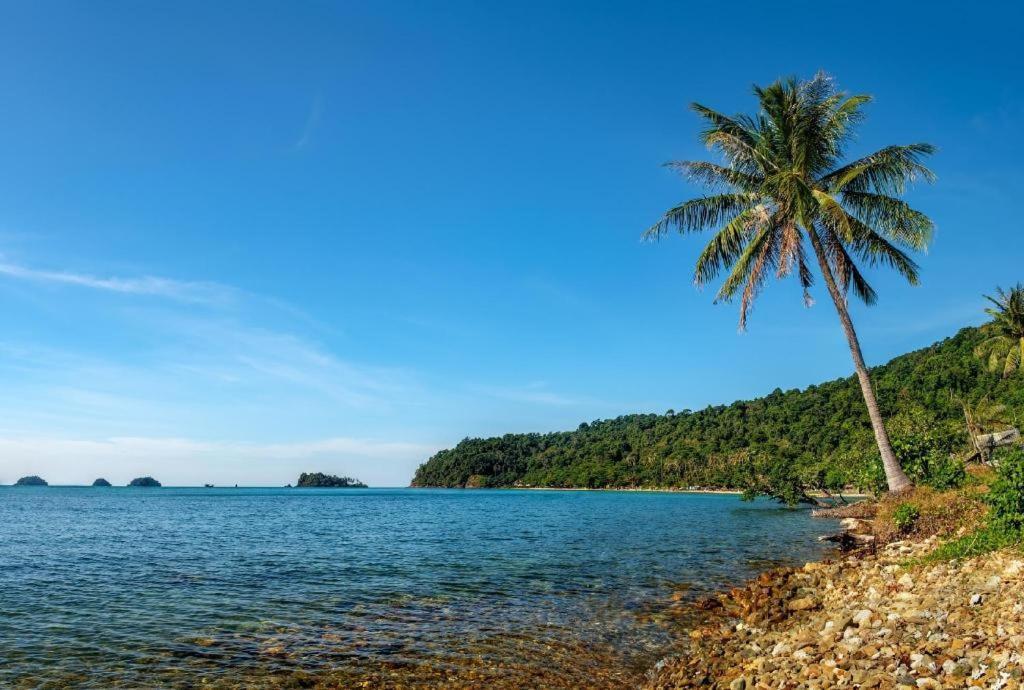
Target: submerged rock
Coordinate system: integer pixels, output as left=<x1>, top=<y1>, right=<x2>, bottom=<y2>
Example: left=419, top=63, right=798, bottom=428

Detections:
left=92, top=478, right=112, bottom=487
left=14, top=475, right=48, bottom=486
left=127, top=476, right=162, bottom=487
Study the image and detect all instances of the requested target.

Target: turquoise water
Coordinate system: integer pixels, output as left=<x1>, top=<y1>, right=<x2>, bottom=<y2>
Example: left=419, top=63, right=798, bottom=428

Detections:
left=1, top=487, right=837, bottom=688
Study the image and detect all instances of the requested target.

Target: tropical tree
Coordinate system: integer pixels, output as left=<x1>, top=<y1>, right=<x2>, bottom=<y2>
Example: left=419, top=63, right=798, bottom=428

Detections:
left=975, top=284, right=1024, bottom=378
left=960, top=395, right=1012, bottom=463
left=644, top=73, right=936, bottom=492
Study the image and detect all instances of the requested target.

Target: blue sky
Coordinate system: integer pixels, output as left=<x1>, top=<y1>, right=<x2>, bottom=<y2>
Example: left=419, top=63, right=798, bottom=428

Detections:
left=0, top=1, right=1020, bottom=485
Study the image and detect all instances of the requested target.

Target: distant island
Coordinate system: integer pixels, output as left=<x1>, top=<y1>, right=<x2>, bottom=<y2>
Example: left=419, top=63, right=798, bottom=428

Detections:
left=92, top=478, right=112, bottom=487
left=296, top=472, right=367, bottom=488
left=14, top=475, right=48, bottom=486
left=128, top=477, right=161, bottom=487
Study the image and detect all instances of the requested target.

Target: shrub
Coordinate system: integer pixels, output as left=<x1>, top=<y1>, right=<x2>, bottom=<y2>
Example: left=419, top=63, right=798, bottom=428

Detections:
left=887, top=409, right=968, bottom=491
left=987, top=447, right=1024, bottom=532
left=919, top=451, right=967, bottom=490
left=923, top=447, right=1024, bottom=563
left=924, top=524, right=1020, bottom=562
left=892, top=503, right=921, bottom=533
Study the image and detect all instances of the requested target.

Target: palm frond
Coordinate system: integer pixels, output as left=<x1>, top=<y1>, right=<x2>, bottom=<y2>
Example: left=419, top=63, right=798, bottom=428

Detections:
left=643, top=193, right=757, bottom=241
left=822, top=144, right=936, bottom=195
left=840, top=190, right=934, bottom=250
left=976, top=285, right=1024, bottom=377
left=664, top=161, right=762, bottom=191
left=795, top=240, right=815, bottom=305
left=714, top=225, right=777, bottom=301
left=738, top=234, right=777, bottom=331
left=821, top=94, right=870, bottom=144
left=693, top=206, right=767, bottom=286
left=818, top=226, right=878, bottom=305
left=1003, top=344, right=1022, bottom=377
left=775, top=221, right=801, bottom=279
left=690, top=103, right=773, bottom=174
left=814, top=191, right=920, bottom=285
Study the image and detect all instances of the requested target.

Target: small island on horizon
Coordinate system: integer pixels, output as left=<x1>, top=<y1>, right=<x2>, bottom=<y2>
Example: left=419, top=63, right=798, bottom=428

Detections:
left=92, top=478, right=112, bottom=487
left=128, top=477, right=161, bottom=487
left=295, top=472, right=367, bottom=488
left=14, top=475, right=48, bottom=486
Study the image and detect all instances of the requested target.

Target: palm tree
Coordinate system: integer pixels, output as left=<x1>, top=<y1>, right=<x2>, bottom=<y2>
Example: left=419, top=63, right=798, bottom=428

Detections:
left=960, top=395, right=1012, bottom=463
left=645, top=73, right=935, bottom=492
left=975, top=284, right=1024, bottom=378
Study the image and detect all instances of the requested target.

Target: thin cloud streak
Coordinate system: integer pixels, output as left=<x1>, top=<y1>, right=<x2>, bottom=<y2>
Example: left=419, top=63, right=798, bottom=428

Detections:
left=0, top=260, right=235, bottom=305
left=291, top=94, right=323, bottom=151
left=478, top=381, right=601, bottom=407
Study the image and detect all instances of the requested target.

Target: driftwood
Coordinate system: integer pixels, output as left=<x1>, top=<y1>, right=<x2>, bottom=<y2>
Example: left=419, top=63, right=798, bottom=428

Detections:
left=963, top=427, right=1021, bottom=465
left=975, top=427, right=1020, bottom=449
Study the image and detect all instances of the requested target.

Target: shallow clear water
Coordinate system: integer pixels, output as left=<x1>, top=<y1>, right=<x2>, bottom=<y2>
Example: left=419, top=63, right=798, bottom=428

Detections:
left=1, top=487, right=837, bottom=688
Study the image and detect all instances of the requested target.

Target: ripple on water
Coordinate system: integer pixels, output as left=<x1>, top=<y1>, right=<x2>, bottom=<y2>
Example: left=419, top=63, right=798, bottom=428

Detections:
left=0, top=487, right=837, bottom=688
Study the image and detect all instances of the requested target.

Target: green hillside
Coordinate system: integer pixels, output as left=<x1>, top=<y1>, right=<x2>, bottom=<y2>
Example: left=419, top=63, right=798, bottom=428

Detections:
left=411, top=325, right=1023, bottom=493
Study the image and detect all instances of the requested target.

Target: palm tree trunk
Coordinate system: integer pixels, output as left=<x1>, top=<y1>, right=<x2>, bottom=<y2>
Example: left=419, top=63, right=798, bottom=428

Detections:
left=807, top=229, right=912, bottom=493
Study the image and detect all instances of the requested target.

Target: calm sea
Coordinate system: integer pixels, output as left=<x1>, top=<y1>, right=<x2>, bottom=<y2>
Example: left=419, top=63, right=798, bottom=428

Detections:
left=1, top=487, right=837, bottom=688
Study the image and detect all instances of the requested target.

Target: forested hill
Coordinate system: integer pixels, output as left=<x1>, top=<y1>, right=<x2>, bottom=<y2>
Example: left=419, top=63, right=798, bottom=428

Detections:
left=411, top=325, right=1024, bottom=491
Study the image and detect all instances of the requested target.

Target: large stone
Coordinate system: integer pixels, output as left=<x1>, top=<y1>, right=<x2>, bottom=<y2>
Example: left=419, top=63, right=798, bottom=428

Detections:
left=788, top=597, right=819, bottom=612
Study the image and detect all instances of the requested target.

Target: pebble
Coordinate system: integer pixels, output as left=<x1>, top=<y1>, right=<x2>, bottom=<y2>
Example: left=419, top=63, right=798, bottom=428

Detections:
left=645, top=536, right=1024, bottom=690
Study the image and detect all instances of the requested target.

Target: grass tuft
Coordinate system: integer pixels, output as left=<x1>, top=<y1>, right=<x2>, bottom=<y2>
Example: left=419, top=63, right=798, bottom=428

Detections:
left=872, top=485, right=987, bottom=543
left=922, top=526, right=1022, bottom=563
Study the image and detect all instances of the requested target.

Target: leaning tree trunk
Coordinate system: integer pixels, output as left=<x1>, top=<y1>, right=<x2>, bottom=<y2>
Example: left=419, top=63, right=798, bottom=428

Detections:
left=808, top=230, right=913, bottom=493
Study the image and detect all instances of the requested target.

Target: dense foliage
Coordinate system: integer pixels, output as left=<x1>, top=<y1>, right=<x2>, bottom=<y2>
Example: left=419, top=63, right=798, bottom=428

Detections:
left=987, top=447, right=1024, bottom=532
left=128, top=476, right=162, bottom=487
left=296, top=472, right=367, bottom=488
left=412, top=325, right=1023, bottom=496
left=924, top=445, right=1024, bottom=562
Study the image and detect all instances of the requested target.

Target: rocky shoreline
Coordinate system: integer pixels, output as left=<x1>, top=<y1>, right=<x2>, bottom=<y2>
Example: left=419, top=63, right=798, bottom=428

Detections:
left=645, top=533, right=1024, bottom=689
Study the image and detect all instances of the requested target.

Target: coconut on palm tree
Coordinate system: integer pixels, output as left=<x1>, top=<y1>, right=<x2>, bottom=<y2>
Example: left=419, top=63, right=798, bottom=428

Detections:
left=975, top=284, right=1024, bottom=378
left=645, top=73, right=936, bottom=493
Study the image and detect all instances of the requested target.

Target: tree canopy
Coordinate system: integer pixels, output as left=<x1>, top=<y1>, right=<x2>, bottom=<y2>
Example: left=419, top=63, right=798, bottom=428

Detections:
left=411, top=324, right=1023, bottom=499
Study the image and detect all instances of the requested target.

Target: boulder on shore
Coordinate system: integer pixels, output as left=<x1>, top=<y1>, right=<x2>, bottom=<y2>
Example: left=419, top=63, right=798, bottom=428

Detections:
left=296, top=472, right=367, bottom=488
left=14, top=475, right=48, bottom=486
left=92, top=478, right=112, bottom=487
left=644, top=536, right=1024, bottom=689
left=464, top=474, right=489, bottom=488
left=128, top=476, right=161, bottom=487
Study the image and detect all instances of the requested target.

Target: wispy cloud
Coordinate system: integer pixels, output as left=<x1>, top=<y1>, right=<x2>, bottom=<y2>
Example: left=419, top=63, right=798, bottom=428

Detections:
left=0, top=253, right=591, bottom=485
left=0, top=259, right=234, bottom=305
left=291, top=93, right=323, bottom=151
left=479, top=381, right=598, bottom=407
left=523, top=275, right=593, bottom=311
left=149, top=315, right=420, bottom=410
